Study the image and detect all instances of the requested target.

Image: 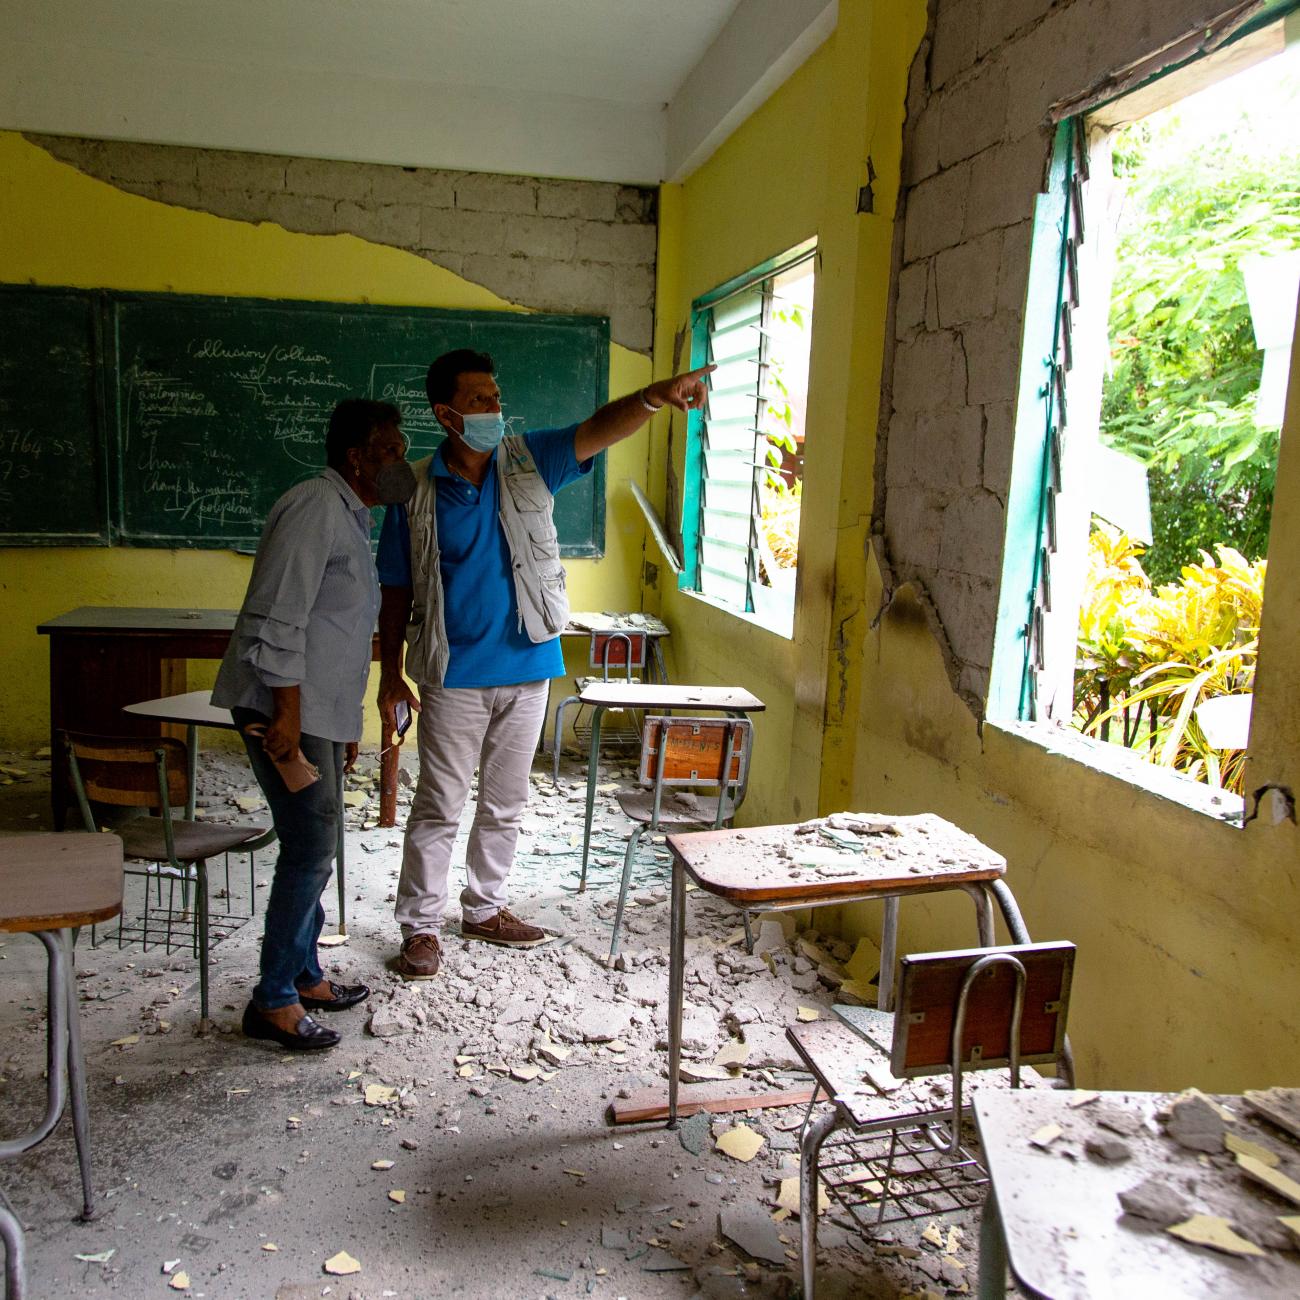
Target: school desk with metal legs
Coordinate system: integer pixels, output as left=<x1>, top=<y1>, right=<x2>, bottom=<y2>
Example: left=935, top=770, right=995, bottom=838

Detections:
left=662, top=815, right=1022, bottom=1127
left=123, top=690, right=348, bottom=936
left=573, top=683, right=766, bottom=892
left=0, top=833, right=123, bottom=1300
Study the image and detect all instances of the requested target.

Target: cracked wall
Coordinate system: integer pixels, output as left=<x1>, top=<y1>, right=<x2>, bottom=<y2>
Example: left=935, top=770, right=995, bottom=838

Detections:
left=26, top=135, right=658, bottom=355
left=876, top=0, right=1252, bottom=711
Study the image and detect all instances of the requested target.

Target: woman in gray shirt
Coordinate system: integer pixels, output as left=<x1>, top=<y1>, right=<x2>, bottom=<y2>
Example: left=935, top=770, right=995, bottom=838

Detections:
left=213, top=398, right=414, bottom=1050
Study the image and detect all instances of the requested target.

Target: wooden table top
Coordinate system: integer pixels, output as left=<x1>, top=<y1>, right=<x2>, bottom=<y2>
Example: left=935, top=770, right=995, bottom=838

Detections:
left=0, top=833, right=124, bottom=931
left=579, top=682, right=765, bottom=712
left=123, top=690, right=236, bottom=729
left=666, top=813, right=1005, bottom=903
left=975, top=1089, right=1300, bottom=1299
left=38, top=606, right=239, bottom=634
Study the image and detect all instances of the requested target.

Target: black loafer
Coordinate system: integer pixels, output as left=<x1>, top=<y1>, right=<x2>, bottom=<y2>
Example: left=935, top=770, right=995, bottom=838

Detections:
left=297, top=981, right=371, bottom=1012
left=242, top=1001, right=340, bottom=1051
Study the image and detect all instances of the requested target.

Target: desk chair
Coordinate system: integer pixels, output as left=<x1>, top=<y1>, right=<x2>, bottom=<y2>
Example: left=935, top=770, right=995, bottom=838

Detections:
left=552, top=630, right=649, bottom=785
left=62, top=732, right=269, bottom=1030
left=608, top=715, right=751, bottom=962
left=789, top=941, right=1076, bottom=1300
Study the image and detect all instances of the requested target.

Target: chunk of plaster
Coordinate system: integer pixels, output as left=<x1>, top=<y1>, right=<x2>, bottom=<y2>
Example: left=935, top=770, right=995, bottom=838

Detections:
left=1166, top=1215, right=1264, bottom=1257
left=716, top=1124, right=765, bottom=1162
left=324, top=1250, right=361, bottom=1275
left=1237, top=1153, right=1300, bottom=1206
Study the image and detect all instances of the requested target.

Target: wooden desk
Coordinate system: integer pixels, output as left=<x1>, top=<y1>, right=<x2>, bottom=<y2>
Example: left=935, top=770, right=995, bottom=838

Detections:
left=974, top=1089, right=1300, bottom=1299
left=575, top=682, right=765, bottom=890
left=0, top=833, right=124, bottom=1296
left=662, top=814, right=1012, bottom=1126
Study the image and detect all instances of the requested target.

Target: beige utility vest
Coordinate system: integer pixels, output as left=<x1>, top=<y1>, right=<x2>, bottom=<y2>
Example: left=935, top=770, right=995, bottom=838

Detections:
left=404, top=434, right=570, bottom=686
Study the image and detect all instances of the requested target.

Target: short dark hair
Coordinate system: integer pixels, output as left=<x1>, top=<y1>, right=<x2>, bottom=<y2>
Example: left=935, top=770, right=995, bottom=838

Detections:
left=325, top=399, right=401, bottom=470
left=426, top=349, right=495, bottom=410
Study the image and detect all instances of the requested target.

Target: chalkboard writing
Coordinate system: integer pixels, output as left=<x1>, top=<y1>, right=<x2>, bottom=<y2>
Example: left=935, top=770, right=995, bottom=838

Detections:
left=0, top=285, right=608, bottom=555
left=0, top=287, right=107, bottom=544
left=110, top=294, right=609, bottom=553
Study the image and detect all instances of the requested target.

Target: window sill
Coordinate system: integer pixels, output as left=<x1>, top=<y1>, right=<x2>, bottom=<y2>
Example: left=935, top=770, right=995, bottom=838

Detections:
left=988, top=719, right=1245, bottom=825
left=680, top=586, right=795, bottom=640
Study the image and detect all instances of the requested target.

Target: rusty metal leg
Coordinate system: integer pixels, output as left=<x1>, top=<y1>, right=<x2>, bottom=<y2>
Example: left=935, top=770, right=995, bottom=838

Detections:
left=60, top=930, right=96, bottom=1220
left=379, top=742, right=399, bottom=828
left=878, top=896, right=900, bottom=1011
left=799, top=1108, right=841, bottom=1300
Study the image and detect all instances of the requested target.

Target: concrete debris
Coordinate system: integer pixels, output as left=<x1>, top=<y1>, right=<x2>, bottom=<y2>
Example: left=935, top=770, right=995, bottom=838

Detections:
left=719, top=1205, right=787, bottom=1265
left=1118, top=1177, right=1193, bottom=1226
left=1166, top=1093, right=1229, bottom=1153
left=1085, top=1135, right=1131, bottom=1163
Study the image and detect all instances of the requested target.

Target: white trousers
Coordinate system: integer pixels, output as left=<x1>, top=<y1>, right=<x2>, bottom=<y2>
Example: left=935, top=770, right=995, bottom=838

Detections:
left=395, top=679, right=550, bottom=934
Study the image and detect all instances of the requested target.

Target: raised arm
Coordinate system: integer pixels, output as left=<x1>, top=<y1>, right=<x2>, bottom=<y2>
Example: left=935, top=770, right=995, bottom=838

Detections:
left=572, top=365, right=715, bottom=464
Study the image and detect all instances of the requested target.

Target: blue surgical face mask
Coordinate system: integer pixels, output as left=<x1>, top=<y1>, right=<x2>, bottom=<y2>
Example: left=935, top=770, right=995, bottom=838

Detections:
left=455, top=410, right=506, bottom=453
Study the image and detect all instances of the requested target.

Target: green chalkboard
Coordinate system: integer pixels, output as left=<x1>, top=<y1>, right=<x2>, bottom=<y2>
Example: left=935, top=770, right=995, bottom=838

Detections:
left=0, top=286, right=108, bottom=545
left=0, top=285, right=609, bottom=555
left=109, top=293, right=609, bottom=555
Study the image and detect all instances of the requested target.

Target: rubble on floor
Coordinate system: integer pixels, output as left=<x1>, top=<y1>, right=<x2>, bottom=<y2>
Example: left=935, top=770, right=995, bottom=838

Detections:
left=0, top=745, right=985, bottom=1298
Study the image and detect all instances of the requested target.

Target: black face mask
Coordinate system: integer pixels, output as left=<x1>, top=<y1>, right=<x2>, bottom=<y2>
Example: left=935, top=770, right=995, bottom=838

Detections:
left=372, top=459, right=418, bottom=505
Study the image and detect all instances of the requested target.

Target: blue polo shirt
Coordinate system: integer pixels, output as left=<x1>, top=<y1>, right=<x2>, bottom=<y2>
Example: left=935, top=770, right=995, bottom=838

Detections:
left=376, top=425, right=591, bottom=688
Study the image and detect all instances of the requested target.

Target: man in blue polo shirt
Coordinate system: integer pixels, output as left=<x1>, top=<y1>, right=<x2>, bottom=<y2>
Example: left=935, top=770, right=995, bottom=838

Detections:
left=377, top=348, right=711, bottom=978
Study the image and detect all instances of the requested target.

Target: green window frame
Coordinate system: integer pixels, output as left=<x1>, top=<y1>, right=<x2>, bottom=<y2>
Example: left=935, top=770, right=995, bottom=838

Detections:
left=681, top=241, right=815, bottom=614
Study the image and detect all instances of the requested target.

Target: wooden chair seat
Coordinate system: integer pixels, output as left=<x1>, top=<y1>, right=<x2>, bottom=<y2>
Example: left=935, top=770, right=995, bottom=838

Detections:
left=117, top=817, right=269, bottom=865
left=614, top=788, right=736, bottom=826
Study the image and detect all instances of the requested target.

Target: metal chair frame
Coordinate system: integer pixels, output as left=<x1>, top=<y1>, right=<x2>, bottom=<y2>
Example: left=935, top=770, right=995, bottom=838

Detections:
left=552, top=630, right=649, bottom=785
left=793, top=943, right=1076, bottom=1300
left=608, top=714, right=751, bottom=962
left=63, top=732, right=268, bottom=1029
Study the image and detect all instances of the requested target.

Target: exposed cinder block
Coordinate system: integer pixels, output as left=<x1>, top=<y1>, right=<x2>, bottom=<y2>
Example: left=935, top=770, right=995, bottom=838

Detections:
left=609, top=304, right=653, bottom=355
left=198, top=189, right=274, bottom=226
left=195, top=149, right=289, bottom=194
left=614, top=271, right=656, bottom=307
left=931, top=0, right=981, bottom=88
left=1001, top=5, right=1095, bottom=129
left=100, top=141, right=199, bottom=188
left=958, top=662, right=992, bottom=705
left=265, top=192, right=339, bottom=236
left=886, top=407, right=983, bottom=490
left=895, top=259, right=930, bottom=337
left=532, top=259, right=618, bottom=314
left=892, top=330, right=966, bottom=412
left=997, top=221, right=1033, bottom=314
left=335, top=201, right=421, bottom=248
left=143, top=181, right=203, bottom=211
left=573, top=220, right=657, bottom=266
left=368, top=166, right=456, bottom=208
left=904, top=105, right=942, bottom=187
left=927, top=568, right=998, bottom=664
left=961, top=310, right=1025, bottom=406
left=501, top=214, right=579, bottom=261
left=981, top=401, right=1016, bottom=496
left=419, top=249, right=466, bottom=278
left=26, top=134, right=106, bottom=173
left=615, top=186, right=657, bottom=224
left=903, top=163, right=970, bottom=261
left=454, top=174, right=538, bottom=215
left=934, top=230, right=1001, bottom=326
left=937, top=64, right=1009, bottom=168
left=977, top=0, right=1052, bottom=60
left=536, top=180, right=618, bottom=222
left=884, top=485, right=944, bottom=571
left=419, top=207, right=506, bottom=255
left=284, top=157, right=372, bottom=203
left=963, top=130, right=1050, bottom=239
left=460, top=252, right=537, bottom=305
left=941, top=486, right=1008, bottom=577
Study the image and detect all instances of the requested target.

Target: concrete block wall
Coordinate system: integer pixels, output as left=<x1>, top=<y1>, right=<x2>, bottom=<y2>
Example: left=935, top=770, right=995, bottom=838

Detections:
left=25, top=136, right=658, bottom=354
left=878, top=0, right=1246, bottom=710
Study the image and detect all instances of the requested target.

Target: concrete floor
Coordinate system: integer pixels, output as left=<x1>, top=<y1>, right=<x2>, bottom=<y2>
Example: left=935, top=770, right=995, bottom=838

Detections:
left=0, top=744, right=984, bottom=1299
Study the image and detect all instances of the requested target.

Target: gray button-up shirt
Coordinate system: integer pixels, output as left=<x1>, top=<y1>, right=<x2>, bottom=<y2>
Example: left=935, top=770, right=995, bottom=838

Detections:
left=213, top=469, right=379, bottom=743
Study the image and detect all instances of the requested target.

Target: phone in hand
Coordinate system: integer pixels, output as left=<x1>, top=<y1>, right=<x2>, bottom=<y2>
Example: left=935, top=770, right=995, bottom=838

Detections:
left=395, top=699, right=413, bottom=739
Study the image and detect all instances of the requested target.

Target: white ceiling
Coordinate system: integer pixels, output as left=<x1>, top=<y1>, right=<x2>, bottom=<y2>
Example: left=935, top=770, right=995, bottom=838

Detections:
left=0, top=0, right=837, bottom=183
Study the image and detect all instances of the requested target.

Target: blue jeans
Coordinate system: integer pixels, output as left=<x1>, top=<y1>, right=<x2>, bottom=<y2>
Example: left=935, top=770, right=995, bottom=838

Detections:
left=234, top=709, right=342, bottom=1011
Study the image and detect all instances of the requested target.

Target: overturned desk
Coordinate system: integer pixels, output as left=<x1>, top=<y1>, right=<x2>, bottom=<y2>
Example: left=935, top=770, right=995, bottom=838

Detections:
left=659, top=814, right=1026, bottom=1127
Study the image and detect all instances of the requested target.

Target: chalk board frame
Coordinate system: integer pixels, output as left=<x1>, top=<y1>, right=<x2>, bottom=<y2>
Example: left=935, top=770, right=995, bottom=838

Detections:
left=0, top=283, right=112, bottom=547
left=103, top=290, right=611, bottom=557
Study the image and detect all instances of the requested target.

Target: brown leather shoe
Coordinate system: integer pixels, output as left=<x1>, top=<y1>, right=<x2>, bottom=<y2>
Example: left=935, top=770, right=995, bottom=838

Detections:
left=396, top=932, right=442, bottom=980
left=461, top=907, right=548, bottom=948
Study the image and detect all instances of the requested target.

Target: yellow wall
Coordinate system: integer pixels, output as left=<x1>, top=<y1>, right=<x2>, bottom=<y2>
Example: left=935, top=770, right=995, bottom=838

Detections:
left=0, top=131, right=650, bottom=747
left=653, top=0, right=1300, bottom=1091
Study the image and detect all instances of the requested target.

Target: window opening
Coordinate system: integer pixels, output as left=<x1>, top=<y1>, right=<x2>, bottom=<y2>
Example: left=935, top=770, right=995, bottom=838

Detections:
left=683, top=243, right=815, bottom=633
left=992, top=24, right=1299, bottom=810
